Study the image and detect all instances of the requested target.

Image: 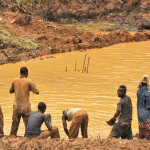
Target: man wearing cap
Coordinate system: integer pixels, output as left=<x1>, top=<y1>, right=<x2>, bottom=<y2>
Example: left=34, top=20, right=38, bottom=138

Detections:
left=9, top=66, right=39, bottom=136
left=62, top=108, right=88, bottom=139
left=106, top=85, right=133, bottom=139
left=25, top=102, right=60, bottom=139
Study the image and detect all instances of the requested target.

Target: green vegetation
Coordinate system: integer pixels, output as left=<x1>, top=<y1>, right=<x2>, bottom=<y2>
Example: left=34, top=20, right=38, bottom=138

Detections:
left=0, top=22, right=40, bottom=50
left=65, top=21, right=118, bottom=33
left=18, top=37, right=39, bottom=49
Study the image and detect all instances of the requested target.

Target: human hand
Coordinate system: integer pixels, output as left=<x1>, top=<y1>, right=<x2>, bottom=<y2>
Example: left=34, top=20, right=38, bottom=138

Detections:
left=106, top=117, right=116, bottom=126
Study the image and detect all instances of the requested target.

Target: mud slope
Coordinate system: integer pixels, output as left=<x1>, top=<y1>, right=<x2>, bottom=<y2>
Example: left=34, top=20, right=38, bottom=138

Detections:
left=0, top=0, right=150, bottom=27
left=0, top=11, right=150, bottom=64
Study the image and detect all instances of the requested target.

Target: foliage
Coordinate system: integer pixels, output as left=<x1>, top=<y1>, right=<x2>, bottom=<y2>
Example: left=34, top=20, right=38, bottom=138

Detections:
left=0, top=24, right=39, bottom=49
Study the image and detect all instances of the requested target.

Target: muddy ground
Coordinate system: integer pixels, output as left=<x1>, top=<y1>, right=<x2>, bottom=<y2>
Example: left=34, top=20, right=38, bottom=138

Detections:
left=0, top=136, right=150, bottom=150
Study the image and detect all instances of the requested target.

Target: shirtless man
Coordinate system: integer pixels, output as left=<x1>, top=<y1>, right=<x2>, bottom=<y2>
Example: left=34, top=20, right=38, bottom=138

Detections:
left=62, top=108, right=88, bottom=138
left=9, top=66, right=39, bottom=136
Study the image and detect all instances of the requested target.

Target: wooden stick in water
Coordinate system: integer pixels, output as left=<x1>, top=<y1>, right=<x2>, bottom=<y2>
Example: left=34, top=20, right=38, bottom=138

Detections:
left=75, top=61, right=77, bottom=71
left=87, top=57, right=90, bottom=73
left=82, top=54, right=87, bottom=73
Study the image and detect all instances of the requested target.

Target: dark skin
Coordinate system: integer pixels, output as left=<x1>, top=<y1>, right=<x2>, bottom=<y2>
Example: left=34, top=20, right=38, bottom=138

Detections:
left=113, top=87, right=126, bottom=119
left=9, top=73, right=39, bottom=94
left=39, top=107, right=52, bottom=131
left=62, top=112, right=69, bottom=137
left=106, top=87, right=126, bottom=125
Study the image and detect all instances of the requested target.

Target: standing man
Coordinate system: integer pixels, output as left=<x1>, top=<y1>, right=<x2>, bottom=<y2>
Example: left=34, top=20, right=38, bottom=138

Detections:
left=25, top=102, right=60, bottom=139
left=106, top=85, right=133, bottom=140
left=62, top=108, right=88, bottom=139
left=9, top=66, right=39, bottom=136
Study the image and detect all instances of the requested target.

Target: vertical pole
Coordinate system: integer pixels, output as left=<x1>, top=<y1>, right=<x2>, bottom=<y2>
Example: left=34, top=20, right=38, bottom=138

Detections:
left=87, top=57, right=90, bottom=73
left=75, top=61, right=77, bottom=71
left=65, top=66, right=67, bottom=72
left=82, top=54, right=87, bottom=73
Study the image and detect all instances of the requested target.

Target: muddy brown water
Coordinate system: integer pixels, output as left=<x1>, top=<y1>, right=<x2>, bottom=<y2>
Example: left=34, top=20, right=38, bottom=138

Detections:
left=0, top=41, right=150, bottom=138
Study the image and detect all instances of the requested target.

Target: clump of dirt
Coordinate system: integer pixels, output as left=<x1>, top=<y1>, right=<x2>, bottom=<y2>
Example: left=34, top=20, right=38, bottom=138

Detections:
left=0, top=11, right=150, bottom=64
left=0, top=136, right=150, bottom=150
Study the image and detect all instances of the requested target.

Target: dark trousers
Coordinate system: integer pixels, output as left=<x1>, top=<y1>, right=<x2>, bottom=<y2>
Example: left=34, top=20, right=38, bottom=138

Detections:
left=10, top=109, right=30, bottom=136
left=109, top=122, right=133, bottom=140
left=0, top=106, right=4, bottom=136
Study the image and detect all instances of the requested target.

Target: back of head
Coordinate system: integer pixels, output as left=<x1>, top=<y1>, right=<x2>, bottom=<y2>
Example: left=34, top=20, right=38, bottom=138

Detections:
left=20, top=66, right=28, bottom=75
left=38, top=102, right=46, bottom=112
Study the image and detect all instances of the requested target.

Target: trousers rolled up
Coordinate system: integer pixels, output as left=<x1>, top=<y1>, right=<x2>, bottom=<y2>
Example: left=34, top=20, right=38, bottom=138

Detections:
left=37, top=126, right=60, bottom=139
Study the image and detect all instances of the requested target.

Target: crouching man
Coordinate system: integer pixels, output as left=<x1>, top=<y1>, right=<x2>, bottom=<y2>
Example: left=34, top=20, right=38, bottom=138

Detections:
left=25, top=102, right=60, bottom=139
left=62, top=108, right=89, bottom=139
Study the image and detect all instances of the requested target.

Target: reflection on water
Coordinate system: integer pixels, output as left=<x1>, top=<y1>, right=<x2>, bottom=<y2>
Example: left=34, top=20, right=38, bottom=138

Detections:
left=0, top=41, right=150, bottom=138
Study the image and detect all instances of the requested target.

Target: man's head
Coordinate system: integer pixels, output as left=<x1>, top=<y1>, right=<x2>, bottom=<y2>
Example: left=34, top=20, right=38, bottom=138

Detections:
left=117, top=85, right=127, bottom=98
left=62, top=110, right=68, bottom=120
left=20, top=66, right=28, bottom=77
left=138, top=75, right=149, bottom=89
left=38, top=102, right=46, bottom=113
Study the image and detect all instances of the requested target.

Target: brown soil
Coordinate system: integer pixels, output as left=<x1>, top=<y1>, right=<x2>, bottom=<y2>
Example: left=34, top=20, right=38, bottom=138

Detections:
left=0, top=11, right=150, bottom=64
left=0, top=136, right=150, bottom=150
left=1, top=0, right=150, bottom=28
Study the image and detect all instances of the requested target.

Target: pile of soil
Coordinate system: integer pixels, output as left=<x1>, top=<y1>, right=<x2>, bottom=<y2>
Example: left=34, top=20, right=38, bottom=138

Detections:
left=0, top=136, right=150, bottom=150
left=0, top=0, right=150, bottom=29
left=0, top=11, right=150, bottom=64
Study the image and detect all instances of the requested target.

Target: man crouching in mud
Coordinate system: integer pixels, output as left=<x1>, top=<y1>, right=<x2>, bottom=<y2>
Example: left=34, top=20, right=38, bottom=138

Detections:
left=62, top=108, right=88, bottom=139
left=106, top=85, right=133, bottom=140
left=25, top=102, right=60, bottom=139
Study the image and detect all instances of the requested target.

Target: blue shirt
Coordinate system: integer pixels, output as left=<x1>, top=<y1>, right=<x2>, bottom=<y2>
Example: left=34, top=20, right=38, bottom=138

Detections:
left=25, top=110, right=52, bottom=137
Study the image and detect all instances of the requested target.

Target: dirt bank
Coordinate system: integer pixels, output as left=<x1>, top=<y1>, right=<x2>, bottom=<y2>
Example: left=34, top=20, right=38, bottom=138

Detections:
left=0, top=0, right=150, bottom=29
left=0, top=136, right=150, bottom=150
left=0, top=11, right=150, bottom=64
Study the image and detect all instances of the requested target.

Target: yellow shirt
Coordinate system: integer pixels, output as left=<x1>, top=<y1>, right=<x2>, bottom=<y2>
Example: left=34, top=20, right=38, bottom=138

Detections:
left=10, top=77, right=39, bottom=113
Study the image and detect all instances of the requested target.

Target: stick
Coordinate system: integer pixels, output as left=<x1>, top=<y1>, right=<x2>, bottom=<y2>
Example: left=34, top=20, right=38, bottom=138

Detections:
left=75, top=61, right=77, bottom=71
left=84, top=67, right=86, bottom=72
left=65, top=66, right=67, bottom=72
left=87, top=57, right=90, bottom=73
left=82, top=54, right=87, bottom=73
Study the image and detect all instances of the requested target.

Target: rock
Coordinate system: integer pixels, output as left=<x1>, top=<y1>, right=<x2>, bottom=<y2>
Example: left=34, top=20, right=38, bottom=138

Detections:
left=73, top=37, right=82, bottom=44
left=37, top=35, right=48, bottom=41
left=14, top=15, right=32, bottom=26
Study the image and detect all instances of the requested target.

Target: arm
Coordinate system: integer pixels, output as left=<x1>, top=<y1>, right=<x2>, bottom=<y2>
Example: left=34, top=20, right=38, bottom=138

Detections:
left=106, top=102, right=121, bottom=126
left=9, top=83, right=14, bottom=93
left=143, top=87, right=150, bottom=109
left=62, top=114, right=69, bottom=136
left=44, top=115, right=52, bottom=131
left=29, top=82, right=39, bottom=95
left=113, top=102, right=121, bottom=119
